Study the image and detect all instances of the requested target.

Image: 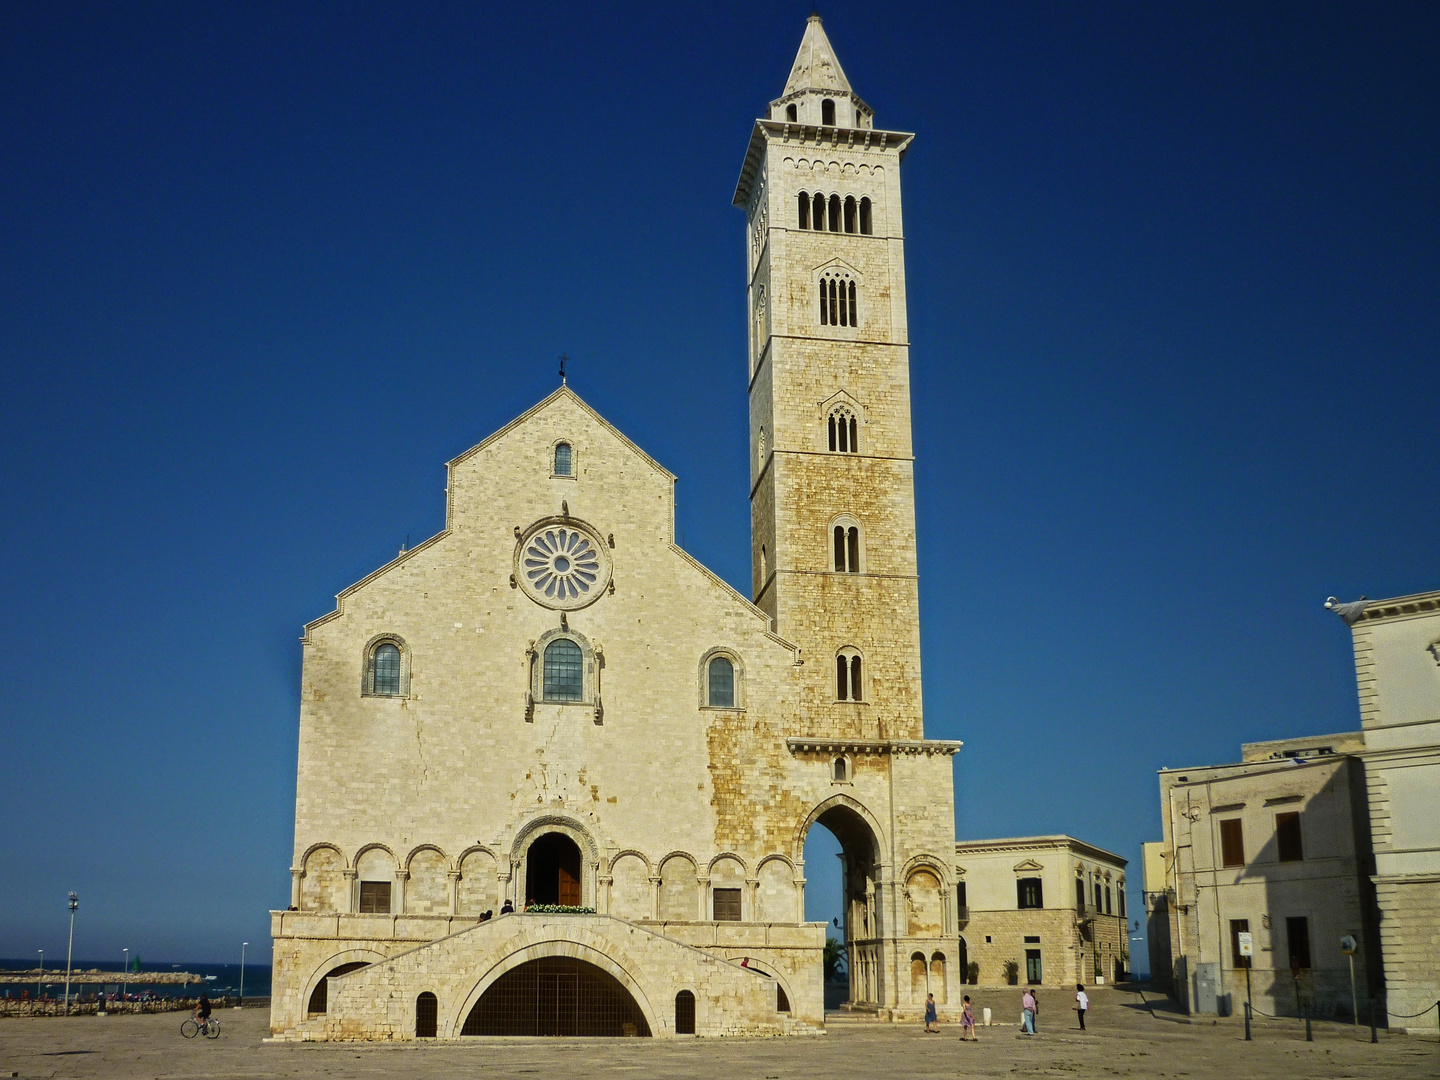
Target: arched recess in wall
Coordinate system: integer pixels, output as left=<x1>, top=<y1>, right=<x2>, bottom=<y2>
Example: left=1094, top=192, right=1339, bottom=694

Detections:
left=300, top=844, right=348, bottom=912
left=404, top=846, right=450, bottom=915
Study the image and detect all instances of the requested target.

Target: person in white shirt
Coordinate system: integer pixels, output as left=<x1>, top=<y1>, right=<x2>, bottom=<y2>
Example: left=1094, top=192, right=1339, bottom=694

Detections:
left=1075, top=984, right=1089, bottom=1030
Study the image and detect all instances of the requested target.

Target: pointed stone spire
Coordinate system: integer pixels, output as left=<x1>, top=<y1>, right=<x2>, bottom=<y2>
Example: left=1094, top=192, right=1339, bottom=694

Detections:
left=766, top=16, right=873, bottom=130
left=783, top=14, right=852, bottom=96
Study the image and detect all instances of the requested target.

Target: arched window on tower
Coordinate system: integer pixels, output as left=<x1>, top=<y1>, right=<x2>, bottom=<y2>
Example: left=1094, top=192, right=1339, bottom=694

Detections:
left=859, top=197, right=872, bottom=235
left=786, top=103, right=798, bottom=122
left=812, top=192, right=825, bottom=231
left=553, top=442, right=572, bottom=476
left=822, top=98, right=836, bottom=126
left=832, top=523, right=861, bottom=573
left=828, top=407, right=857, bottom=453
left=797, top=192, right=810, bottom=230
left=844, top=196, right=857, bottom=234
left=828, top=194, right=841, bottom=232
left=836, top=649, right=863, bottom=701
left=818, top=269, right=858, bottom=328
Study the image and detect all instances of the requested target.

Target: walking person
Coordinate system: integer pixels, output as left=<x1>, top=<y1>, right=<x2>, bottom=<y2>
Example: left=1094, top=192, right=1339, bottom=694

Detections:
left=1075, top=984, right=1089, bottom=1030
left=1031, top=987, right=1039, bottom=1032
left=959, top=995, right=977, bottom=1041
left=1020, top=988, right=1036, bottom=1035
left=923, top=992, right=939, bottom=1032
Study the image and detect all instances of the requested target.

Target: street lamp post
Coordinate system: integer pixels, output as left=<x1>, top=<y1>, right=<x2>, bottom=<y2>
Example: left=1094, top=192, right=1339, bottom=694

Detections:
left=63, top=893, right=78, bottom=1016
left=122, top=949, right=129, bottom=1004
left=37, top=950, right=43, bottom=1002
left=237, top=943, right=248, bottom=1010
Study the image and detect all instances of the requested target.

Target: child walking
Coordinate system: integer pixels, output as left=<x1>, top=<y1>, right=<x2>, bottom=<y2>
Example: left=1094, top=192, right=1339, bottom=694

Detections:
left=924, top=992, right=939, bottom=1032
left=1075, top=984, right=1089, bottom=1030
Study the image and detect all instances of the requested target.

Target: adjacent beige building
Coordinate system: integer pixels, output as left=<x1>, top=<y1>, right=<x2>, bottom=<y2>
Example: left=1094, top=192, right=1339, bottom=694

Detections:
left=269, top=18, right=967, bottom=1041
left=954, top=837, right=1128, bottom=990
left=1328, top=589, right=1440, bottom=1033
left=1152, top=733, right=1380, bottom=1020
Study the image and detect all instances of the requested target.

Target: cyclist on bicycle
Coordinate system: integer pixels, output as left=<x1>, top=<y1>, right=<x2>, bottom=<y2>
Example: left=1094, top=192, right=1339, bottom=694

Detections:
left=194, top=993, right=211, bottom=1027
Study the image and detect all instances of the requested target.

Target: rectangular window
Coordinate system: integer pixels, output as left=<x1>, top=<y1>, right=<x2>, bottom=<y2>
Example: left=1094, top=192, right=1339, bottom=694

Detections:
left=713, top=887, right=742, bottom=922
left=1276, top=812, right=1304, bottom=862
left=956, top=881, right=967, bottom=913
left=1286, top=916, right=1311, bottom=969
left=1118, top=889, right=1126, bottom=918
left=358, top=881, right=391, bottom=914
left=1219, top=818, right=1245, bottom=868
left=1105, top=886, right=1112, bottom=915
left=1229, top=918, right=1251, bottom=968
left=1095, top=882, right=1103, bottom=910
left=1017, top=877, right=1043, bottom=909
left=1076, top=878, right=1086, bottom=912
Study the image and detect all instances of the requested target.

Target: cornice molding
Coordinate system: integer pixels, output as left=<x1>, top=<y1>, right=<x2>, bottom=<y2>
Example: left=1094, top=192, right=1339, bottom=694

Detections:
left=786, top=737, right=962, bottom=757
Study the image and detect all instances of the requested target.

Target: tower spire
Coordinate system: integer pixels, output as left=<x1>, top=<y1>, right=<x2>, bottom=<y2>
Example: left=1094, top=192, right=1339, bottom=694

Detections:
left=765, top=16, right=873, bottom=129
left=783, top=14, right=853, bottom=96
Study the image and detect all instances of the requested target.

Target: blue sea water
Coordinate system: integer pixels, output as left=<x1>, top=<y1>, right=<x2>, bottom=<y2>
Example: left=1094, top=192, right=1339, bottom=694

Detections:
left=0, top=958, right=271, bottom=999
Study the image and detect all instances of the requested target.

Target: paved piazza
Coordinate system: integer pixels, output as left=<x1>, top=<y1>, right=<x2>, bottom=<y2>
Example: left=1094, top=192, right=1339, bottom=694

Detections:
left=1, top=990, right=1434, bottom=1079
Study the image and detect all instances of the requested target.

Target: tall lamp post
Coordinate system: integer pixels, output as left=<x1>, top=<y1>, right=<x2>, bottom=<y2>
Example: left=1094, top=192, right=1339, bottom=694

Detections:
left=122, top=948, right=129, bottom=1003
left=36, top=950, right=43, bottom=1002
left=237, top=943, right=248, bottom=1010
left=63, top=892, right=78, bottom=1016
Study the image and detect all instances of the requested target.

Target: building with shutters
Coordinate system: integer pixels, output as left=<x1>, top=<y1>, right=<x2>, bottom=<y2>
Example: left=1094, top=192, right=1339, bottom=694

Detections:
left=951, top=836, right=1129, bottom=990
left=268, top=17, right=969, bottom=1041
left=1150, top=732, right=1381, bottom=1021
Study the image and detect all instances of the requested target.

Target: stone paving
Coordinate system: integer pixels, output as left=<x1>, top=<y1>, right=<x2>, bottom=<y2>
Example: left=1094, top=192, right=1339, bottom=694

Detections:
left=0, top=988, right=1434, bottom=1079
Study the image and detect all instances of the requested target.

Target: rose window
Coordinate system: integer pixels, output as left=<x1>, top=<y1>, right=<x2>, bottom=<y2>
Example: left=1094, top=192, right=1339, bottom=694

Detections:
left=519, top=525, right=607, bottom=608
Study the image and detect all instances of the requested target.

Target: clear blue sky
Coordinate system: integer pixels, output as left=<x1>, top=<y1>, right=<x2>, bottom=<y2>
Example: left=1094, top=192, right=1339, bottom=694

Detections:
left=2, top=2, right=1436, bottom=970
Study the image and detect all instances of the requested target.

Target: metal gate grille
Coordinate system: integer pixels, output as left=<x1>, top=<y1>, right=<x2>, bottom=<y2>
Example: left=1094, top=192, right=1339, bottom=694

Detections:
left=461, top=957, right=650, bottom=1037
left=415, top=992, right=437, bottom=1037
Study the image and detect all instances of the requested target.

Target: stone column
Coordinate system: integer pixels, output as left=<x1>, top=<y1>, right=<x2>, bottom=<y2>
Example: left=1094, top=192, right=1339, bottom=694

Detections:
left=289, top=868, right=303, bottom=910
left=343, top=869, right=358, bottom=913
left=793, top=877, right=806, bottom=924
left=394, top=868, right=409, bottom=915
left=597, top=874, right=612, bottom=915
left=446, top=870, right=461, bottom=917
left=647, top=876, right=661, bottom=921
left=697, top=877, right=711, bottom=922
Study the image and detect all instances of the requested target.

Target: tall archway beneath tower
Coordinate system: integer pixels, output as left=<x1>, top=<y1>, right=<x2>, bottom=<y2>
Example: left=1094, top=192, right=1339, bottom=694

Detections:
left=800, top=798, right=884, bottom=1008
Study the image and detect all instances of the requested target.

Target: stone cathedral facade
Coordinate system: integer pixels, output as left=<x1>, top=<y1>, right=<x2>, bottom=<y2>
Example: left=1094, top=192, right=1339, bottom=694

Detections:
left=269, top=17, right=963, bottom=1040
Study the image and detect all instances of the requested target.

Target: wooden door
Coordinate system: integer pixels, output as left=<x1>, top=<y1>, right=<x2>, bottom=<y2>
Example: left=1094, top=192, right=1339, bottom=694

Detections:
left=558, top=864, right=581, bottom=906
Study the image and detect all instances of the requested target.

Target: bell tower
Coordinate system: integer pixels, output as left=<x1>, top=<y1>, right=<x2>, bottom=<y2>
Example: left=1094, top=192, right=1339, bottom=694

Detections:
left=734, top=16, right=922, bottom=740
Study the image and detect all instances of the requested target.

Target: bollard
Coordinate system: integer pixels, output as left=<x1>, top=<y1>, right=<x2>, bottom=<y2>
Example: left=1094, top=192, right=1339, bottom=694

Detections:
left=1369, top=1001, right=1378, bottom=1044
left=1244, top=1001, right=1251, bottom=1041
left=1304, top=1004, right=1312, bottom=1042
left=982, top=1006, right=992, bottom=1027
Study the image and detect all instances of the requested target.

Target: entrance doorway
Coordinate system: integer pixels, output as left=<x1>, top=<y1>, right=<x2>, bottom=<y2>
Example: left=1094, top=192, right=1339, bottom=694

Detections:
left=1025, top=949, right=1042, bottom=985
left=461, top=957, right=650, bottom=1036
left=525, top=833, right=582, bottom=907
left=802, top=801, right=881, bottom=1008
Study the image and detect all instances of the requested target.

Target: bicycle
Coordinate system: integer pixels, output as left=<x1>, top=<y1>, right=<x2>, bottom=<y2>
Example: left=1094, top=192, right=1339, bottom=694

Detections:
left=180, top=1016, right=221, bottom=1039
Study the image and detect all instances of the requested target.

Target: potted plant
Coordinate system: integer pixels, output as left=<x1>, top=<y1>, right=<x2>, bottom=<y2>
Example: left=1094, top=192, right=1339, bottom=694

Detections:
left=966, top=960, right=980, bottom=985
left=1003, top=960, right=1020, bottom=986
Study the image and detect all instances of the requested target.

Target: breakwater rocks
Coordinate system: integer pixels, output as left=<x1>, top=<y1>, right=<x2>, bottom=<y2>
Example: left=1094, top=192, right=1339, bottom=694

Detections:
left=1, top=996, right=269, bottom=1018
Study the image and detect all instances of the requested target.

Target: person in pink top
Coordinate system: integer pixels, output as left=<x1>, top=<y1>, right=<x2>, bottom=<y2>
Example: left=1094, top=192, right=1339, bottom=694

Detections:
left=1020, top=989, right=1037, bottom=1035
left=959, top=995, right=977, bottom=1041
